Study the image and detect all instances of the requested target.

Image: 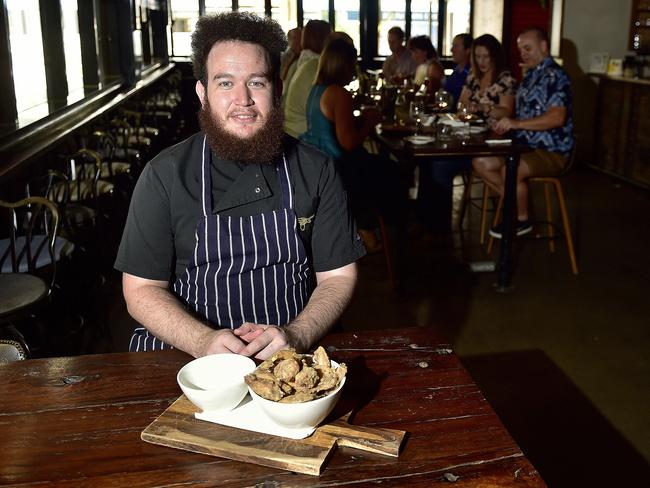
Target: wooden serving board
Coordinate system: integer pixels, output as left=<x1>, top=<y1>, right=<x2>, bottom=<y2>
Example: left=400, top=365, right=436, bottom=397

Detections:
left=141, top=395, right=406, bottom=476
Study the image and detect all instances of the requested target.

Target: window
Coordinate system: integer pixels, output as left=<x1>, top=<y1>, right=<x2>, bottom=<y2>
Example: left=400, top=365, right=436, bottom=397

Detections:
left=443, top=0, right=470, bottom=56
left=6, top=0, right=48, bottom=125
left=303, top=0, right=329, bottom=23
left=410, top=0, right=439, bottom=45
left=334, top=0, right=360, bottom=50
left=472, top=0, right=504, bottom=43
left=205, top=0, right=233, bottom=14
left=237, top=0, right=265, bottom=17
left=170, top=0, right=200, bottom=56
left=272, top=0, right=300, bottom=34
left=60, top=0, right=84, bottom=104
left=378, top=0, right=406, bottom=56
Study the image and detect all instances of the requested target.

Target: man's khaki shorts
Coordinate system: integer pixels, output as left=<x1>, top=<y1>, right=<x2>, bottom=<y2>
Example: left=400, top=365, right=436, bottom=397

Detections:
left=522, top=149, right=568, bottom=176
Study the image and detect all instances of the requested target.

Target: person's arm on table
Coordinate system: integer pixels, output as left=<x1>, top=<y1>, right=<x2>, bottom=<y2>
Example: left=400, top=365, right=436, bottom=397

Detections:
left=494, top=105, right=566, bottom=133
left=122, top=273, right=248, bottom=358
left=235, top=262, right=357, bottom=359
left=484, top=93, right=515, bottom=120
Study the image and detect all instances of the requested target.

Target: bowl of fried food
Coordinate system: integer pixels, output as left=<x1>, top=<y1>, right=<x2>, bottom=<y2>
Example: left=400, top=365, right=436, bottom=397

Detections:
left=177, top=353, right=257, bottom=412
left=245, top=346, right=347, bottom=430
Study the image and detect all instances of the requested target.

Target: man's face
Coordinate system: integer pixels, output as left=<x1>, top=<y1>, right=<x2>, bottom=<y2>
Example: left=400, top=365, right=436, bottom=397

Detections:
left=517, top=31, right=547, bottom=69
left=196, top=41, right=275, bottom=140
left=387, top=33, right=403, bottom=54
left=451, top=36, right=469, bottom=65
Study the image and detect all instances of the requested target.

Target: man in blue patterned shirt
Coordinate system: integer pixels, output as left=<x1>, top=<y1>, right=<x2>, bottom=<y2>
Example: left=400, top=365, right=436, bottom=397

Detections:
left=473, top=27, right=574, bottom=238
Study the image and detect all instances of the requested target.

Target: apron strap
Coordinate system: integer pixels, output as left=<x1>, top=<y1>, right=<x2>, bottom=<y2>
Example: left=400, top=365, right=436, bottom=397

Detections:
left=277, top=154, right=293, bottom=210
left=200, top=135, right=211, bottom=218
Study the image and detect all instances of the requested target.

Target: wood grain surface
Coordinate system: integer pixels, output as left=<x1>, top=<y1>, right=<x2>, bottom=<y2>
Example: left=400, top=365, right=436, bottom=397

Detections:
left=0, top=327, right=547, bottom=487
left=141, top=395, right=405, bottom=475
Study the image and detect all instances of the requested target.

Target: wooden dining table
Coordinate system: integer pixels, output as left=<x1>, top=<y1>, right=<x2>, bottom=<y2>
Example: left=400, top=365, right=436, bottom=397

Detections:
left=0, top=327, right=546, bottom=487
left=375, top=124, right=530, bottom=292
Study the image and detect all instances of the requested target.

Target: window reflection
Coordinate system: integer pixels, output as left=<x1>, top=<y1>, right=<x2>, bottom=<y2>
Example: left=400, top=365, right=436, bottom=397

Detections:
left=7, top=0, right=48, bottom=125
left=170, top=0, right=199, bottom=56
left=378, top=1, right=406, bottom=57
left=334, top=0, right=360, bottom=50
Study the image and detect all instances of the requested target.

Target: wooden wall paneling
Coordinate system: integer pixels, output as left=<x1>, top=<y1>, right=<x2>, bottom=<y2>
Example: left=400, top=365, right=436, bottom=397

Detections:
left=629, top=84, right=650, bottom=184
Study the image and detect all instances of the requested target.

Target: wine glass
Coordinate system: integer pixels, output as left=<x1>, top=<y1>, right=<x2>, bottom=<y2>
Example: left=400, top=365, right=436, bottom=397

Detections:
left=409, top=100, right=425, bottom=122
left=434, top=89, right=452, bottom=111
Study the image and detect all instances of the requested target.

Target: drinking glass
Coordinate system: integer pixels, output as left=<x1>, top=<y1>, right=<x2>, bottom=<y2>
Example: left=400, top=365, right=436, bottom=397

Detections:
left=409, top=100, right=426, bottom=122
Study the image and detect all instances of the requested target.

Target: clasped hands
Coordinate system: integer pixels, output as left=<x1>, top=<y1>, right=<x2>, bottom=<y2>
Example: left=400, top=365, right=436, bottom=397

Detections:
left=201, top=323, right=298, bottom=360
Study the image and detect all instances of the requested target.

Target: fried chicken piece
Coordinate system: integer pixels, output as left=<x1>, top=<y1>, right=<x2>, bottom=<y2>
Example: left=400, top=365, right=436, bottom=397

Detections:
left=293, top=366, right=319, bottom=391
left=252, top=369, right=277, bottom=383
left=257, top=359, right=276, bottom=371
left=315, top=368, right=339, bottom=392
left=245, top=375, right=285, bottom=401
left=271, top=349, right=301, bottom=362
left=279, top=391, right=316, bottom=403
left=279, top=381, right=294, bottom=395
left=336, top=363, right=347, bottom=382
left=273, top=358, right=300, bottom=381
left=312, top=346, right=330, bottom=368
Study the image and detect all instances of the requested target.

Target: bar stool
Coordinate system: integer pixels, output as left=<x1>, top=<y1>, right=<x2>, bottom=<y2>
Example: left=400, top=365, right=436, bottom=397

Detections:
left=485, top=151, right=579, bottom=275
left=459, top=171, right=497, bottom=244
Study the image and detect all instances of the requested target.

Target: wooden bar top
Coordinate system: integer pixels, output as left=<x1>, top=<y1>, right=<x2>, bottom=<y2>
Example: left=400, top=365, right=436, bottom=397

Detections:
left=0, top=327, right=546, bottom=487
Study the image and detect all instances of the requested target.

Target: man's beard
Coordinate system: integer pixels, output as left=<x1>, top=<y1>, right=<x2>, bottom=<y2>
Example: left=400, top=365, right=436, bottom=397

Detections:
left=198, top=97, right=285, bottom=164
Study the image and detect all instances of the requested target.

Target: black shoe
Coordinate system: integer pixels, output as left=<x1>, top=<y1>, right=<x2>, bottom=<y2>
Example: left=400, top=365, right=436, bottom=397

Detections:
left=489, top=219, right=533, bottom=239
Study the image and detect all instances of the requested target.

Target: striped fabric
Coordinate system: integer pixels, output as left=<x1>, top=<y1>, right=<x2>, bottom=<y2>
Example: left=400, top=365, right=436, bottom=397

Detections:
left=130, top=136, right=310, bottom=352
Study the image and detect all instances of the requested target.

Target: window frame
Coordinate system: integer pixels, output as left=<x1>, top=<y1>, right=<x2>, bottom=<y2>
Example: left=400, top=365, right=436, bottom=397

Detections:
left=168, top=0, right=473, bottom=66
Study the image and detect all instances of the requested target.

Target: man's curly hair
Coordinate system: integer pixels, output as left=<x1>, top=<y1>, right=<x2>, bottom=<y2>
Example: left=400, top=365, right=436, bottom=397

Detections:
left=191, top=12, right=288, bottom=87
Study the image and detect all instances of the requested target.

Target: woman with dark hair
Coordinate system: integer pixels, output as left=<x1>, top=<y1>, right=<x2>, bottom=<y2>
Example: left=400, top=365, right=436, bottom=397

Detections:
left=458, top=34, right=516, bottom=120
left=300, top=38, right=404, bottom=252
left=417, top=35, right=515, bottom=234
left=408, top=35, right=444, bottom=93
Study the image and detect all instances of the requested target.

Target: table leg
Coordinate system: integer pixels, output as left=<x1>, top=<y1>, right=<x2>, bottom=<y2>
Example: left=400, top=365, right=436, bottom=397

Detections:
left=496, top=153, right=519, bottom=292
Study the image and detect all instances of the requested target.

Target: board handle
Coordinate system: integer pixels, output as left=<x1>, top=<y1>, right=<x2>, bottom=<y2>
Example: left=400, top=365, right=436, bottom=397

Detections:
left=319, top=421, right=406, bottom=457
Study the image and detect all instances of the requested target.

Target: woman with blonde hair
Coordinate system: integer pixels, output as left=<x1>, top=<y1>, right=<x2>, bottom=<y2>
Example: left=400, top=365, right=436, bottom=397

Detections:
left=408, top=35, right=444, bottom=93
left=301, top=38, right=405, bottom=252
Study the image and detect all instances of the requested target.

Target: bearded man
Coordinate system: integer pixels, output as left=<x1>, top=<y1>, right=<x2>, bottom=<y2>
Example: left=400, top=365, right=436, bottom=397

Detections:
left=115, top=12, right=365, bottom=359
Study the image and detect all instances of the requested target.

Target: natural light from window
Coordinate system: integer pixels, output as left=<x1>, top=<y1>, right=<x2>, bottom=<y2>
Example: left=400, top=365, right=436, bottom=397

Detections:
left=7, top=0, right=48, bottom=125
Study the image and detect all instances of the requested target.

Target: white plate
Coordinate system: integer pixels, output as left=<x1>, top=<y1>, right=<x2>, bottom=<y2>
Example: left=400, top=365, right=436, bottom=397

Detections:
left=404, top=135, right=435, bottom=145
left=195, top=394, right=316, bottom=439
left=470, top=126, right=487, bottom=134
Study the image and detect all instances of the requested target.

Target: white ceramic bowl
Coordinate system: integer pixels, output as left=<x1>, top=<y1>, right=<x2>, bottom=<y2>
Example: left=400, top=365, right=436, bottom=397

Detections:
left=177, top=353, right=256, bottom=412
left=247, top=360, right=346, bottom=430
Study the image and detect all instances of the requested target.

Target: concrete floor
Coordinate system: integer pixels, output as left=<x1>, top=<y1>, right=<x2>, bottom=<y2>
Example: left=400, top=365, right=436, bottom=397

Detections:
left=342, top=167, right=650, bottom=485
left=93, top=164, right=649, bottom=486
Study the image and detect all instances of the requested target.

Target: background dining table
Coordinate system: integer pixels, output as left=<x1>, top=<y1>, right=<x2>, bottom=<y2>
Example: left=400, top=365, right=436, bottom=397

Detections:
left=0, top=327, right=546, bottom=487
left=375, top=125, right=530, bottom=292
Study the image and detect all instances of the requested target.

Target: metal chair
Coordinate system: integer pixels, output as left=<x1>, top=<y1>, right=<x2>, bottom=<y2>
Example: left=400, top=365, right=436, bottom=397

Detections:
left=0, top=197, right=65, bottom=355
left=0, top=339, right=28, bottom=363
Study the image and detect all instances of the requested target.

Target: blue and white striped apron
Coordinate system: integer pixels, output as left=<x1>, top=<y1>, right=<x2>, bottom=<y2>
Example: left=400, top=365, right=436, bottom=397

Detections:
left=129, top=136, right=311, bottom=352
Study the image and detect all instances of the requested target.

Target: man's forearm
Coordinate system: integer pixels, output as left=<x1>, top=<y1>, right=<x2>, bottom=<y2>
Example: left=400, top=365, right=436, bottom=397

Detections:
left=125, top=284, right=213, bottom=357
left=285, top=274, right=356, bottom=351
left=515, top=107, right=566, bottom=131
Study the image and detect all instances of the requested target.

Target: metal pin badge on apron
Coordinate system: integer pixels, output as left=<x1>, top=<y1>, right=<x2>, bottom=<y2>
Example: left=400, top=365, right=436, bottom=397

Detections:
left=130, top=136, right=311, bottom=352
